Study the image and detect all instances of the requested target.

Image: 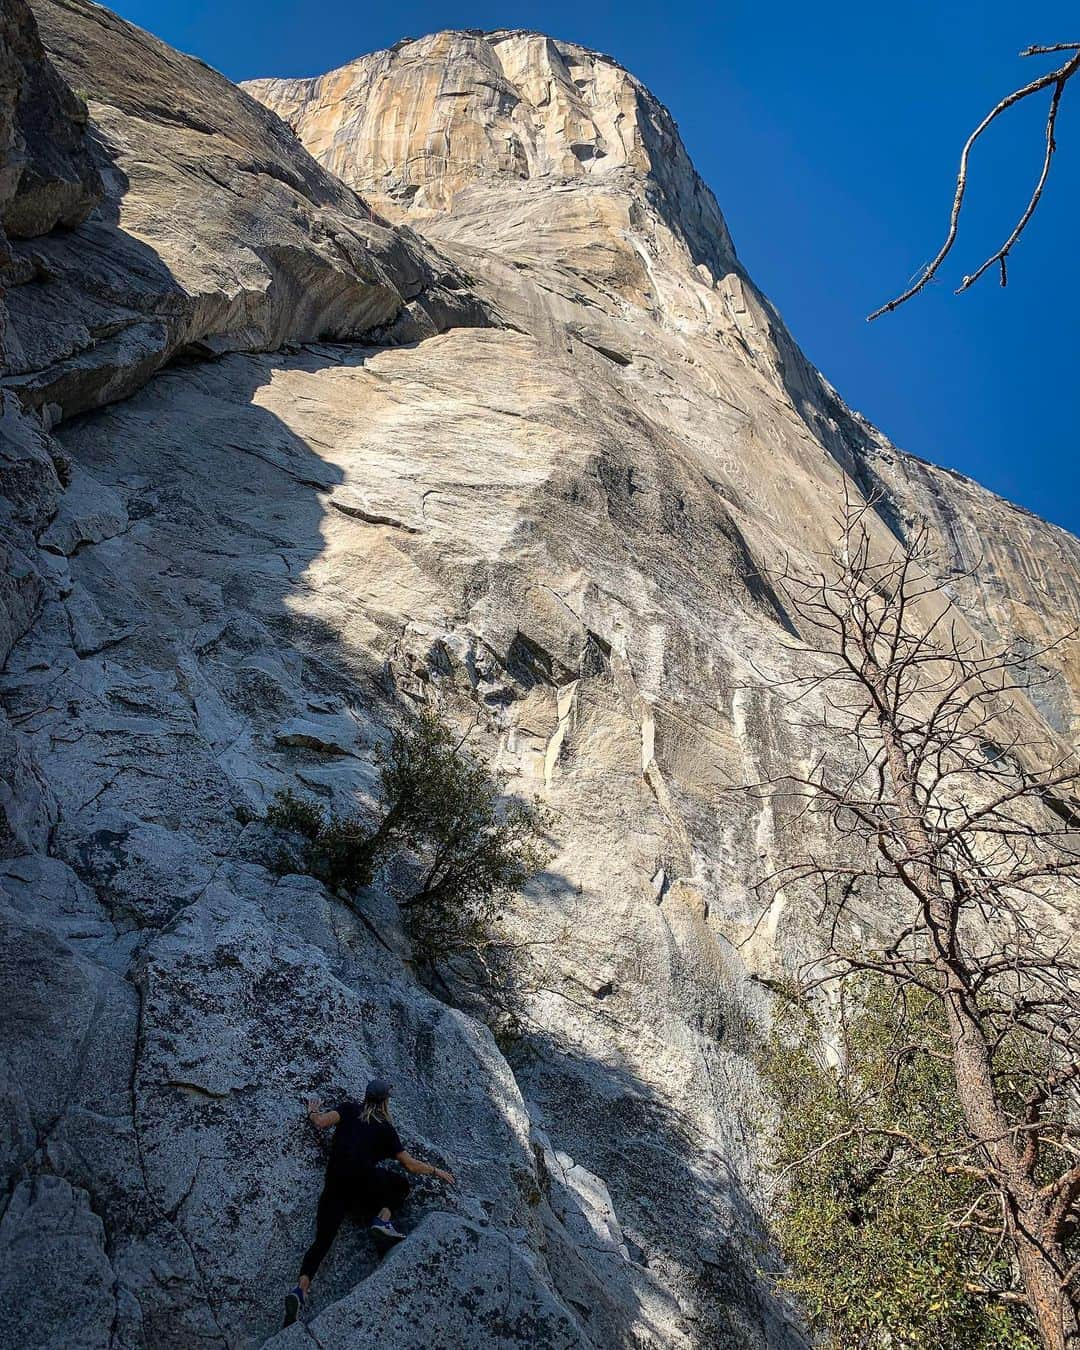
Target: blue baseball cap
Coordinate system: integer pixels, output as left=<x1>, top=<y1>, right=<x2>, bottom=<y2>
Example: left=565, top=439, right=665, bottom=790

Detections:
left=365, top=1078, right=392, bottom=1102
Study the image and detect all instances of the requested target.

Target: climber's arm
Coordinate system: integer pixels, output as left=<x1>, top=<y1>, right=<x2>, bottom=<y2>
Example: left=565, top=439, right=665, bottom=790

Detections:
left=397, top=1151, right=455, bottom=1184
left=305, top=1096, right=340, bottom=1130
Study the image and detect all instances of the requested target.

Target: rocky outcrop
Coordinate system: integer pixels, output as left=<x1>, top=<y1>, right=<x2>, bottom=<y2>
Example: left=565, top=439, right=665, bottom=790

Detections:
left=0, top=0, right=491, bottom=829
left=247, top=29, right=1080, bottom=743
left=0, top=325, right=795, bottom=1346
left=0, top=0, right=103, bottom=238
left=3, top=0, right=492, bottom=428
left=852, top=419, right=1080, bottom=736
left=243, top=29, right=738, bottom=279
left=1, top=10, right=1077, bottom=1350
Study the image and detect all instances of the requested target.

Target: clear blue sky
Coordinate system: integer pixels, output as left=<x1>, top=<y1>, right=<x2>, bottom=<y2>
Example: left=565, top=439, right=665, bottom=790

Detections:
left=109, top=0, right=1079, bottom=536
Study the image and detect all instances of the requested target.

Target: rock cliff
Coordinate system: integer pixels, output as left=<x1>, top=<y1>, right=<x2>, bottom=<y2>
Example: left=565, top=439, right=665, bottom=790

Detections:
left=244, top=30, right=1080, bottom=740
left=1, top=6, right=1077, bottom=1349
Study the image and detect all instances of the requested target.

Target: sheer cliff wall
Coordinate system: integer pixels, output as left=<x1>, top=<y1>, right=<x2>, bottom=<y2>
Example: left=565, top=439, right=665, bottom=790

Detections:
left=0, top=6, right=1076, bottom=1347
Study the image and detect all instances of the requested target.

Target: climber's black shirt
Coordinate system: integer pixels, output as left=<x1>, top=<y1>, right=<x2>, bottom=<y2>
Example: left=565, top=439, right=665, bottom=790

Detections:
left=327, top=1102, right=403, bottom=1178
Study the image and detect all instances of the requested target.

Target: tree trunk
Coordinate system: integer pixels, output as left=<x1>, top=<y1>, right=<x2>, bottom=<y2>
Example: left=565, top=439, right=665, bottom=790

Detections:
left=876, top=707, right=1078, bottom=1349
left=368, top=799, right=403, bottom=850
left=1011, top=1212, right=1078, bottom=1350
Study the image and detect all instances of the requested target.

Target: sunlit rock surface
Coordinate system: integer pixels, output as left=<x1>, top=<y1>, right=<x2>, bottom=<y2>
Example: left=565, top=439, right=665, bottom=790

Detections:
left=1, top=6, right=1077, bottom=1348
left=246, top=29, right=1080, bottom=743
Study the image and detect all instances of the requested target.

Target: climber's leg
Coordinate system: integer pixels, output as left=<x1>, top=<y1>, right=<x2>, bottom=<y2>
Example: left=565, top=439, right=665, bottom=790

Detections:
left=367, top=1168, right=410, bottom=1241
left=382, top=1170, right=411, bottom=1216
left=299, top=1182, right=349, bottom=1283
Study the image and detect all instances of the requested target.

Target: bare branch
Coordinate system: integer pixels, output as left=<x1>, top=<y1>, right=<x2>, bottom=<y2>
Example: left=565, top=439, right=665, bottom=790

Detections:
left=741, top=498, right=1080, bottom=1340
left=868, top=47, right=1080, bottom=319
left=957, top=73, right=1067, bottom=292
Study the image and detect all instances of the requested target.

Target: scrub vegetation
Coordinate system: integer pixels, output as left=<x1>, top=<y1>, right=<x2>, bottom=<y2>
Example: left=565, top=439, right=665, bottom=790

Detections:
left=265, top=710, right=551, bottom=988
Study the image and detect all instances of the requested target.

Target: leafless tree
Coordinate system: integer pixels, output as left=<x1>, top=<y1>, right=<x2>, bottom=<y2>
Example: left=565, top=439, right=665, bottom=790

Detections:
left=745, top=499, right=1080, bottom=1347
left=869, top=43, right=1080, bottom=320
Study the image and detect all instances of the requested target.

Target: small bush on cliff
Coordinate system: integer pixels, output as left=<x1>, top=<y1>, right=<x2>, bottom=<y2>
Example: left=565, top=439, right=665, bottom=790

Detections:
left=758, top=975, right=1040, bottom=1350
left=385, top=712, right=550, bottom=975
left=264, top=710, right=550, bottom=982
left=265, top=788, right=325, bottom=841
left=265, top=789, right=381, bottom=889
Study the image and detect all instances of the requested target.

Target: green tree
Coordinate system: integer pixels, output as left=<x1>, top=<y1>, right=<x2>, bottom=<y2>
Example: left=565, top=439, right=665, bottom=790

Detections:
left=383, top=711, right=551, bottom=983
left=265, top=709, right=550, bottom=990
left=761, top=976, right=1042, bottom=1349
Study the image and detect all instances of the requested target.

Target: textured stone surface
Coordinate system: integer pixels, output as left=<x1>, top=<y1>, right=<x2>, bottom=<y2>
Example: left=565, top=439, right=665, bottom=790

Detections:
left=1, top=12, right=1077, bottom=1350
left=246, top=30, right=1080, bottom=748
left=263, top=1213, right=587, bottom=1350
left=0, top=330, right=794, bottom=1343
left=3, top=0, right=491, bottom=425
left=0, top=0, right=103, bottom=239
left=244, top=29, right=738, bottom=274
left=0, top=1175, right=116, bottom=1349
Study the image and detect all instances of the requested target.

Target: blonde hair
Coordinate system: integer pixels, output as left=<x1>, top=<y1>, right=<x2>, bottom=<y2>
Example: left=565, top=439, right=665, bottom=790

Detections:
left=360, top=1097, right=391, bottom=1124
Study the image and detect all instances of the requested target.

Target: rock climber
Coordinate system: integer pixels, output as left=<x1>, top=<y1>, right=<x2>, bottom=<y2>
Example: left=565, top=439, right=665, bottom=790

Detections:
left=283, top=1078, right=455, bottom=1328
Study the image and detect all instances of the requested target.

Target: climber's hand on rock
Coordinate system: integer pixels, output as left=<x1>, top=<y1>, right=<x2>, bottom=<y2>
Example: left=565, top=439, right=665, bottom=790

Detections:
left=434, top=1167, right=456, bottom=1185
left=306, top=1099, right=341, bottom=1130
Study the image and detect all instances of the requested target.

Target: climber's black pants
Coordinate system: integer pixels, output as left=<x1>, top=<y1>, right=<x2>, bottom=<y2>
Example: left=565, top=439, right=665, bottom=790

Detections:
left=300, top=1167, right=410, bottom=1280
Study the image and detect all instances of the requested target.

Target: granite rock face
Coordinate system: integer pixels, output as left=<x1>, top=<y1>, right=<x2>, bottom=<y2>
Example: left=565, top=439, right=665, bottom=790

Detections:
left=243, top=29, right=738, bottom=277
left=4, top=0, right=493, bottom=426
left=0, top=0, right=103, bottom=239
left=247, top=30, right=1080, bottom=745
left=1, top=9, right=1078, bottom=1350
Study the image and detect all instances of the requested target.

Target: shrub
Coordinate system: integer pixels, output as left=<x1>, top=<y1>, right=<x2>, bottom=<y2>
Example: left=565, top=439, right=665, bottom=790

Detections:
left=307, top=810, right=381, bottom=892
left=380, top=711, right=551, bottom=973
left=265, top=787, right=325, bottom=841
left=380, top=712, right=548, bottom=977
left=263, top=711, right=551, bottom=988
left=758, top=976, right=1039, bottom=1350
left=264, top=789, right=382, bottom=891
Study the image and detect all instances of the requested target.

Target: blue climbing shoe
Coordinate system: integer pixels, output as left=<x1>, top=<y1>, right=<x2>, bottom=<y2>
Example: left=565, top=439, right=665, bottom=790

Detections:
left=283, top=1285, right=305, bottom=1328
left=370, top=1217, right=405, bottom=1244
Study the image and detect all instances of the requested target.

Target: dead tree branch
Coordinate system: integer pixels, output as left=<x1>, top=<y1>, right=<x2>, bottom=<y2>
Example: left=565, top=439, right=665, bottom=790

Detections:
left=869, top=45, right=1080, bottom=319
left=743, top=493, right=1080, bottom=1347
